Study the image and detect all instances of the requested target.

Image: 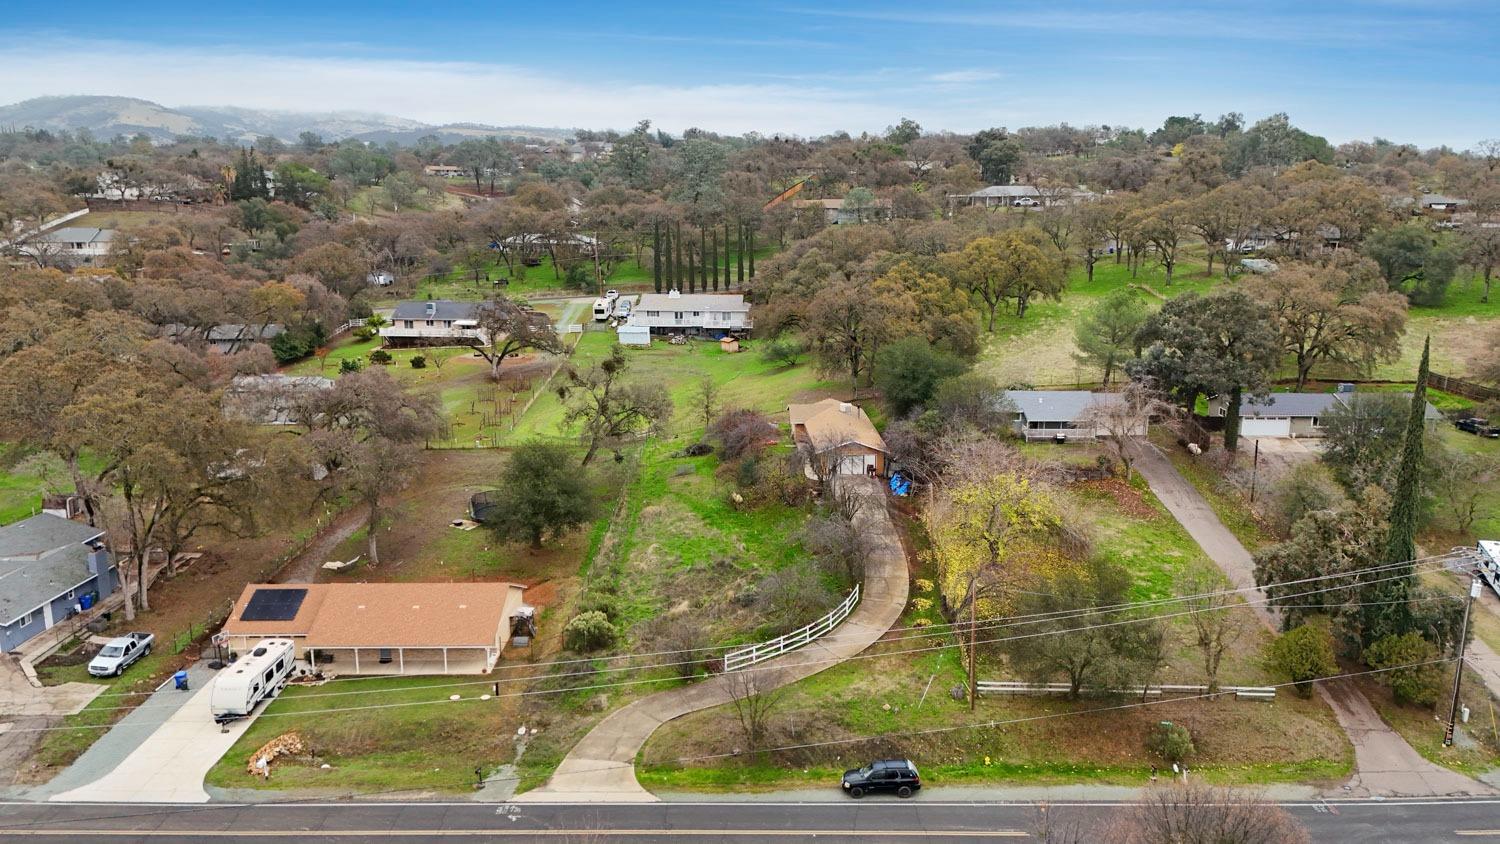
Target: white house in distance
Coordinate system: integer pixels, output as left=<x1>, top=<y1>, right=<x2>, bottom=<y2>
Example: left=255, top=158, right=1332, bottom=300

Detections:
left=380, top=300, right=487, bottom=346
left=629, top=290, right=752, bottom=335
left=1206, top=388, right=1443, bottom=438
left=18, top=226, right=115, bottom=265
left=998, top=390, right=1146, bottom=442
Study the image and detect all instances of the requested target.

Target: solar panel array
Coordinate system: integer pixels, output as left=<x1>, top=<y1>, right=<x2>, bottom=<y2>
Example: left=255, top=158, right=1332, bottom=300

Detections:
left=241, top=588, right=308, bottom=622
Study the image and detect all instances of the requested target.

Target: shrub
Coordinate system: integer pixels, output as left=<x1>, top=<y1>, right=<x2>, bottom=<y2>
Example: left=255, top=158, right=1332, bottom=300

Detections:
left=368, top=349, right=393, bottom=365
left=1146, top=722, right=1195, bottom=764
left=563, top=611, right=618, bottom=652
left=910, top=597, right=934, bottom=613
left=1268, top=623, right=1338, bottom=697
left=710, top=408, right=776, bottom=461
left=1364, top=632, right=1442, bottom=706
left=564, top=263, right=592, bottom=291
left=1268, top=462, right=1347, bottom=536
left=409, top=355, right=427, bottom=369
left=873, top=336, right=967, bottom=418
left=352, top=326, right=375, bottom=341
left=915, top=578, right=935, bottom=594
left=338, top=358, right=362, bottom=374
left=578, top=591, right=621, bottom=622
left=758, top=336, right=804, bottom=368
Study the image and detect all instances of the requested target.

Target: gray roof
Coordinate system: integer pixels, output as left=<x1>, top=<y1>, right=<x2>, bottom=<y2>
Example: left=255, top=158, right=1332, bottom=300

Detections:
left=1420, top=194, right=1469, bottom=207
left=963, top=185, right=1041, bottom=198
left=1239, top=393, right=1342, bottom=418
left=1000, top=390, right=1114, bottom=423
left=1338, top=392, right=1442, bottom=421
left=390, top=300, right=481, bottom=321
left=207, top=323, right=285, bottom=342
left=35, top=226, right=114, bottom=244
left=0, top=514, right=106, bottom=625
left=636, top=292, right=750, bottom=313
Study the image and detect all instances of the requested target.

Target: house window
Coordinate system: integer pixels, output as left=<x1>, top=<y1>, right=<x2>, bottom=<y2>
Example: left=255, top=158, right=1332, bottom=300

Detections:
left=426, top=320, right=434, bottom=327
left=674, top=312, right=684, bottom=320
left=404, top=320, right=414, bottom=328
left=443, top=320, right=452, bottom=328
left=18, top=609, right=38, bottom=626
left=647, top=311, right=659, bottom=317
left=692, top=311, right=701, bottom=316
left=64, top=588, right=76, bottom=600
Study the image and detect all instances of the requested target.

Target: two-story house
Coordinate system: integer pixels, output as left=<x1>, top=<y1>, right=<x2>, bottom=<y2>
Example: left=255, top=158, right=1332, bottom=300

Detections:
left=1, top=514, right=118, bottom=653
left=628, top=290, right=752, bottom=336
left=379, top=300, right=488, bottom=347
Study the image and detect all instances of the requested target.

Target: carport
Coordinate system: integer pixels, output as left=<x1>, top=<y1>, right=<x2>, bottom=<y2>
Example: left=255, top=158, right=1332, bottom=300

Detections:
left=308, top=646, right=494, bottom=675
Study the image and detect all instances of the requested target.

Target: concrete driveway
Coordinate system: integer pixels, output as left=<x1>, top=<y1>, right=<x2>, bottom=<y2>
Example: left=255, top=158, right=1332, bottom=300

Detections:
left=50, top=673, right=260, bottom=803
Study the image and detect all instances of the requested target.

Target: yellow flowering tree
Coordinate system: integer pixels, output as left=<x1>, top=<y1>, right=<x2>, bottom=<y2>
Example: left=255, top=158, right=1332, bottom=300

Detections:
left=924, top=472, right=1065, bottom=616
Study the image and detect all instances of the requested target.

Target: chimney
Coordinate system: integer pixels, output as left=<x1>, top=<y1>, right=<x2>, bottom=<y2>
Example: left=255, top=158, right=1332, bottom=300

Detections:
left=668, top=288, right=682, bottom=298
left=839, top=402, right=852, bottom=414
left=85, top=544, right=108, bottom=577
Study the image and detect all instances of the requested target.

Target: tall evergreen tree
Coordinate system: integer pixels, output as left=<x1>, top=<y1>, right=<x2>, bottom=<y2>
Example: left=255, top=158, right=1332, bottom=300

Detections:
left=711, top=230, right=720, bottom=291
left=736, top=222, right=745, bottom=285
left=748, top=227, right=756, bottom=278
left=1363, top=336, right=1430, bottom=645
left=699, top=227, right=708, bottom=291
left=687, top=249, right=696, bottom=293
left=652, top=221, right=662, bottom=294
left=675, top=222, right=685, bottom=290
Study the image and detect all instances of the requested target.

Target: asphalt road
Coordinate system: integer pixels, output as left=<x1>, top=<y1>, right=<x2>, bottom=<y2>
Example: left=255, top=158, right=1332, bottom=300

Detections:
left=4, top=798, right=1500, bottom=842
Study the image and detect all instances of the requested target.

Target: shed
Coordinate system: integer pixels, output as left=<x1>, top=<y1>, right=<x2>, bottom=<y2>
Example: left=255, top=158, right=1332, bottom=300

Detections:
left=719, top=336, right=740, bottom=354
left=617, top=324, right=650, bottom=347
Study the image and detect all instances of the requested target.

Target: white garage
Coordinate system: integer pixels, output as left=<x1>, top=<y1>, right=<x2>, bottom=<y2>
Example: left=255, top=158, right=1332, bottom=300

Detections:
left=1239, top=417, right=1291, bottom=437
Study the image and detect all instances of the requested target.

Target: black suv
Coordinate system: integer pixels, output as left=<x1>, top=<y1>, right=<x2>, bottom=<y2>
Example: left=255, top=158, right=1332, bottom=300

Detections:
left=841, top=759, right=921, bottom=798
left=1457, top=417, right=1500, bottom=438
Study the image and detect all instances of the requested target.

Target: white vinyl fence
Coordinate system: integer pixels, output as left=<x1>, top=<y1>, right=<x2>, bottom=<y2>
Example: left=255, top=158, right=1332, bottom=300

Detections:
left=724, top=584, right=861, bottom=672
left=977, top=680, right=1275, bottom=701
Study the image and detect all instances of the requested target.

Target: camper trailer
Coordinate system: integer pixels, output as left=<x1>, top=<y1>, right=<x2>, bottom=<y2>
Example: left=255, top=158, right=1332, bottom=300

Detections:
left=210, top=638, right=296, bottom=724
left=1480, top=540, right=1500, bottom=598
left=592, top=298, right=612, bottom=322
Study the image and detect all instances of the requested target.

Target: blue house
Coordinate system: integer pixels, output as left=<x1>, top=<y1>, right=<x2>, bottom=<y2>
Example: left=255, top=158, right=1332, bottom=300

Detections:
left=0, top=514, right=118, bottom=653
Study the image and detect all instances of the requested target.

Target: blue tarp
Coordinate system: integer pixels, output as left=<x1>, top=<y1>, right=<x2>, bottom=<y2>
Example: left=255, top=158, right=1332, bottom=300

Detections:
left=888, top=472, right=911, bottom=497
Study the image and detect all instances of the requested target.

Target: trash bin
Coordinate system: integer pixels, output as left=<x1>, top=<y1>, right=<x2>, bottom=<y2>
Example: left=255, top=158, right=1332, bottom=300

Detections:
left=173, top=670, right=189, bottom=691
left=79, top=593, right=95, bottom=611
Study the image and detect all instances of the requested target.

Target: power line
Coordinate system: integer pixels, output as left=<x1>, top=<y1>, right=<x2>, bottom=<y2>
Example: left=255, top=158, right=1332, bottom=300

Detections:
left=6, top=561, right=1466, bottom=731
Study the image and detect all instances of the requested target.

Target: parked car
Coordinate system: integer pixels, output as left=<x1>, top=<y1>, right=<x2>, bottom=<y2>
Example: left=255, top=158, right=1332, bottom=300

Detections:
left=1456, top=417, right=1500, bottom=438
left=614, top=299, right=631, bottom=318
left=1011, top=197, right=1039, bottom=207
left=604, top=289, right=619, bottom=300
left=841, top=758, right=921, bottom=798
left=88, top=632, right=154, bottom=677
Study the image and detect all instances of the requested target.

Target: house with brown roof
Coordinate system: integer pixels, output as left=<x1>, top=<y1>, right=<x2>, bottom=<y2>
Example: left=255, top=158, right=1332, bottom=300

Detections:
left=219, top=582, right=528, bottom=675
left=788, top=399, right=888, bottom=476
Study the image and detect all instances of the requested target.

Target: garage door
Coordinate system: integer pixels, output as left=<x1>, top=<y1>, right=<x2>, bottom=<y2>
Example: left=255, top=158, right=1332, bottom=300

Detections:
left=836, top=454, right=875, bottom=475
left=1240, top=417, right=1290, bottom=437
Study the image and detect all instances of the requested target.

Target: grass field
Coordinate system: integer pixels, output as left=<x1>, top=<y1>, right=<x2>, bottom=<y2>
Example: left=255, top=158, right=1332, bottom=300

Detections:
left=640, top=485, right=1343, bottom=792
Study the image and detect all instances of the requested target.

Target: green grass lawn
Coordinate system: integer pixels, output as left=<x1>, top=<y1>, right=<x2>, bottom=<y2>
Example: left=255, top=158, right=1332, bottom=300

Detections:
left=0, top=445, right=106, bottom=527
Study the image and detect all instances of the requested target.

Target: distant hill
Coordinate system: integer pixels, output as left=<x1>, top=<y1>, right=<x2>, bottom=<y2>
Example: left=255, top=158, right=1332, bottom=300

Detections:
left=0, top=95, right=574, bottom=146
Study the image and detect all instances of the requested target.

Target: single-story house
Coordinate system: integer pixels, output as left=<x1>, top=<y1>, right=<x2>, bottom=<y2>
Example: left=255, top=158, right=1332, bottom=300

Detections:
left=947, top=185, right=1095, bottom=209
left=423, top=165, right=466, bottom=178
left=223, top=374, right=335, bottom=425
left=1206, top=390, right=1443, bottom=438
left=630, top=290, right=752, bottom=335
left=998, top=390, right=1145, bottom=442
left=1419, top=194, right=1469, bottom=213
left=18, top=226, right=115, bottom=265
left=206, top=323, right=285, bottom=355
left=380, top=300, right=487, bottom=347
left=1, top=514, right=118, bottom=653
left=219, top=582, right=529, bottom=675
left=788, top=399, right=888, bottom=476
left=790, top=197, right=893, bottom=224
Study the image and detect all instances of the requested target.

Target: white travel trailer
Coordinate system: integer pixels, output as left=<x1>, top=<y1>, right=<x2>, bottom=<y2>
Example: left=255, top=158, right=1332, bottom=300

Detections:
left=592, top=298, right=612, bottom=321
left=210, top=638, right=296, bottom=724
left=1479, top=540, right=1500, bottom=599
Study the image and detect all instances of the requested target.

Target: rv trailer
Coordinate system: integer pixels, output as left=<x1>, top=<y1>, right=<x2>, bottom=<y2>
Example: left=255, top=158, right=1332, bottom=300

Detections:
left=210, top=638, right=296, bottom=724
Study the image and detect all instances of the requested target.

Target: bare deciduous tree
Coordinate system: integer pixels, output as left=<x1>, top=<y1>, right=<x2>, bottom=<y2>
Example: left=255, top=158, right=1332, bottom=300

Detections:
left=1107, top=785, right=1311, bottom=844
left=1178, top=570, right=1244, bottom=693
left=1078, top=380, right=1174, bottom=481
left=724, top=669, right=788, bottom=760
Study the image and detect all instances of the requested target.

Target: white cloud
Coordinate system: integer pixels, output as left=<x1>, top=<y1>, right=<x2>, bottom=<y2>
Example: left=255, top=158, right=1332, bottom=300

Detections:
left=0, top=39, right=919, bottom=136
left=927, top=70, right=1002, bottom=84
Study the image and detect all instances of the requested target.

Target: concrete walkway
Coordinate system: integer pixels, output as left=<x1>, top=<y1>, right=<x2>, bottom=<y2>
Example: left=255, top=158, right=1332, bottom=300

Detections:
left=1131, top=439, right=1492, bottom=798
left=521, top=476, right=909, bottom=803
left=50, top=665, right=259, bottom=803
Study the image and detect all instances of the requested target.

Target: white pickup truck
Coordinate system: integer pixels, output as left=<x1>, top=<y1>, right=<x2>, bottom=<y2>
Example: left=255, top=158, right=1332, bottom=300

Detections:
left=88, top=632, right=154, bottom=677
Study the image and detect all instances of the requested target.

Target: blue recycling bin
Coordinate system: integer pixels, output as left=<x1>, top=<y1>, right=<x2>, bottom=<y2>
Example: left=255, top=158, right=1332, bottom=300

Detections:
left=79, top=593, right=94, bottom=610
left=173, top=670, right=189, bottom=691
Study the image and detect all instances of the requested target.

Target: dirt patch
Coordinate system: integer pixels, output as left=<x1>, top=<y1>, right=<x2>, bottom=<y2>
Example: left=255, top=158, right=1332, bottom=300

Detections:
left=1073, top=478, right=1157, bottom=520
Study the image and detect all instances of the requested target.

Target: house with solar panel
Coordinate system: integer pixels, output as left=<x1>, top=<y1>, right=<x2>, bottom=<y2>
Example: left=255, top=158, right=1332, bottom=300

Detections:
left=218, top=582, right=530, bottom=675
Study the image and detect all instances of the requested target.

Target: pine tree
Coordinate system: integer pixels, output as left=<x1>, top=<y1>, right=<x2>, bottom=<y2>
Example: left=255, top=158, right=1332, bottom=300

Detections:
left=1362, top=336, right=1430, bottom=645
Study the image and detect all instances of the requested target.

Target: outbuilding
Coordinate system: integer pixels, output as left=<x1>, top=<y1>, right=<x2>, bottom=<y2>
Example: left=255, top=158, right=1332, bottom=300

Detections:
left=617, top=323, right=650, bottom=347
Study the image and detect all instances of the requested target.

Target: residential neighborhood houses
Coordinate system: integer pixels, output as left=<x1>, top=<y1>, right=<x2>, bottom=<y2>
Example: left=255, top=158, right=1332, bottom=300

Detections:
left=16, top=226, right=115, bottom=265
left=6, top=52, right=1500, bottom=842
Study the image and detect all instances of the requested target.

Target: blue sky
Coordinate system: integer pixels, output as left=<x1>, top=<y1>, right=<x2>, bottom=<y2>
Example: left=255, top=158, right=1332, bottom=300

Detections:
left=2, top=1, right=1496, bottom=147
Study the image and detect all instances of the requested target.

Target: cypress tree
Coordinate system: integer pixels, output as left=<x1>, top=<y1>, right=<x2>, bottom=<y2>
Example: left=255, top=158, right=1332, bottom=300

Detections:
left=736, top=222, right=745, bottom=285
left=675, top=222, right=685, bottom=290
left=711, top=230, right=720, bottom=291
left=687, top=250, right=696, bottom=293
left=699, top=227, right=708, bottom=291
left=652, top=221, right=662, bottom=294
left=748, top=227, right=756, bottom=278
left=1362, top=336, right=1430, bottom=645
left=663, top=227, right=674, bottom=291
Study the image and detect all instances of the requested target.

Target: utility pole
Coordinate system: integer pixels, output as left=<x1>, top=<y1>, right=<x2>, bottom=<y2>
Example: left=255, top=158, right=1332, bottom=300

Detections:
left=1444, top=576, right=1482, bottom=747
left=1249, top=439, right=1261, bottom=503
left=968, top=588, right=978, bottom=712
